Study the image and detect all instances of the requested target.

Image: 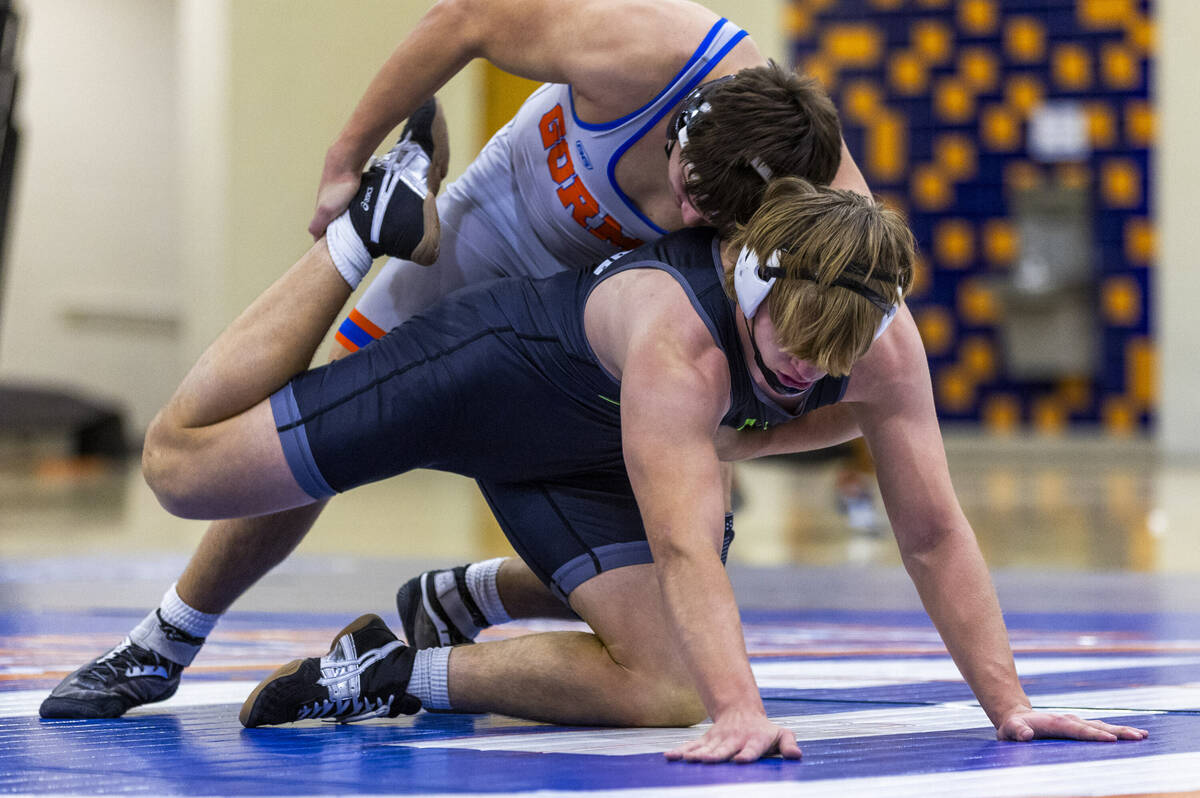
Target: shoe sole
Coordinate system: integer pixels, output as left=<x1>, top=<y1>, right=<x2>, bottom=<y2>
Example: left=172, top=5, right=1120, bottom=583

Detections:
left=39, top=686, right=176, bottom=720
left=407, top=99, right=450, bottom=267
left=40, top=671, right=181, bottom=720
left=238, top=614, right=383, bottom=728
left=396, top=572, right=476, bottom=649
left=395, top=577, right=422, bottom=646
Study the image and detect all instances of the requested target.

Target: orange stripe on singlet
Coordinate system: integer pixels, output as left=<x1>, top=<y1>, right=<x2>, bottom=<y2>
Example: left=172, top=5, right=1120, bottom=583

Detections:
left=336, top=308, right=388, bottom=353
left=349, top=308, right=387, bottom=339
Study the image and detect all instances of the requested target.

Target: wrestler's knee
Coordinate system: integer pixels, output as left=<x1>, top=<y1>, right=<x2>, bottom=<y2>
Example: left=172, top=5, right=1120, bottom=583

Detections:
left=141, top=410, right=200, bottom=516
left=143, top=403, right=291, bottom=520
left=617, top=664, right=707, bottom=727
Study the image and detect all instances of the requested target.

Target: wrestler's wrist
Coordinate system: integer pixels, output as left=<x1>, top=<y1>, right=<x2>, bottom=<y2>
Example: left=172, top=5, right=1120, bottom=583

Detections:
left=706, top=681, right=767, bottom=719
left=324, top=139, right=369, bottom=179
left=709, top=699, right=769, bottom=725
left=984, top=696, right=1036, bottom=729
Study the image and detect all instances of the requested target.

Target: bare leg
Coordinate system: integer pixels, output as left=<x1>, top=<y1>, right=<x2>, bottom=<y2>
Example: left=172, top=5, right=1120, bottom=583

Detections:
left=143, top=240, right=353, bottom=519
left=493, top=557, right=576, bottom=620
left=447, top=563, right=706, bottom=726
left=175, top=503, right=328, bottom=613
left=154, top=239, right=349, bottom=433
left=173, top=328, right=368, bottom=613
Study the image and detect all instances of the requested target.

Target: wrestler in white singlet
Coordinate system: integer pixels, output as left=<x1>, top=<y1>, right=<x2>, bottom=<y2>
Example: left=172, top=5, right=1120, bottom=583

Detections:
left=334, top=18, right=746, bottom=351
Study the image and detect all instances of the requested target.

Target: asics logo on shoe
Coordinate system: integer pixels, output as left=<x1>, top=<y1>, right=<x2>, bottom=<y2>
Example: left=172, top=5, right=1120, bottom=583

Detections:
left=123, top=665, right=173, bottom=680
left=369, top=167, right=404, bottom=245
left=360, top=186, right=373, bottom=212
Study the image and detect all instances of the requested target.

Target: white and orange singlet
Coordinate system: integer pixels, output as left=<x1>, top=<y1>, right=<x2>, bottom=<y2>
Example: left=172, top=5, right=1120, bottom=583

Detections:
left=336, top=18, right=746, bottom=352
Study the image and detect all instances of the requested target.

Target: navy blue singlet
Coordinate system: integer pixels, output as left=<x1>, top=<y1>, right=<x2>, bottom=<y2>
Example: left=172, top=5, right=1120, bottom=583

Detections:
left=271, top=228, right=847, bottom=599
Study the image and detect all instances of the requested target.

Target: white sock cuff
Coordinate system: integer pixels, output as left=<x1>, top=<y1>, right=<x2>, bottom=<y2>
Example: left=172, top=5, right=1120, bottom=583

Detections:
left=325, top=212, right=373, bottom=289
left=128, top=611, right=201, bottom=667
left=159, top=583, right=220, bottom=639
left=411, top=646, right=453, bottom=711
left=466, top=557, right=512, bottom=626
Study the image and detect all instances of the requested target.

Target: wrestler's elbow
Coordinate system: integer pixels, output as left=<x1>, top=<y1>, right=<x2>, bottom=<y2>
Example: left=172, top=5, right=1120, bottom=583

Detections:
left=426, top=0, right=486, bottom=57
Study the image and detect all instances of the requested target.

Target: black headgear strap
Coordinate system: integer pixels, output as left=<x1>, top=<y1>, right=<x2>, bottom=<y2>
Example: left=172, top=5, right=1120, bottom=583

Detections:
left=754, top=263, right=896, bottom=314
left=743, top=315, right=804, bottom=396
left=743, top=262, right=898, bottom=396
left=665, top=75, right=736, bottom=157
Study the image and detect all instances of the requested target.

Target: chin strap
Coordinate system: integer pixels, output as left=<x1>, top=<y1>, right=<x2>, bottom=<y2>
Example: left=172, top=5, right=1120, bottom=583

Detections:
left=743, top=315, right=802, bottom=397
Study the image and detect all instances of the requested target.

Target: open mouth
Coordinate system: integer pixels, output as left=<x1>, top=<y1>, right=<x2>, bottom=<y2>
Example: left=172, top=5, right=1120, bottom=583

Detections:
left=777, top=374, right=814, bottom=391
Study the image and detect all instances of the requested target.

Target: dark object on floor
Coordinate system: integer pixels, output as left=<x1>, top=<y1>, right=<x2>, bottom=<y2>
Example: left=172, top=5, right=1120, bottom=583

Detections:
left=0, top=383, right=127, bottom=457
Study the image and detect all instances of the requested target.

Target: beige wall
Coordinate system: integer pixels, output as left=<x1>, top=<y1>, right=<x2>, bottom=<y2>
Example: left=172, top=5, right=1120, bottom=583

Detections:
left=704, top=0, right=787, bottom=63
left=1, top=0, right=181, bottom=432
left=1156, top=0, right=1200, bottom=459
left=221, top=1, right=482, bottom=322
left=1, top=0, right=482, bottom=432
left=196, top=1, right=483, bottom=369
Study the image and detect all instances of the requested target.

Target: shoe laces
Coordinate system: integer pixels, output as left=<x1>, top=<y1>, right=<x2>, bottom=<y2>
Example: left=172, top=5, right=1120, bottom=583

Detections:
left=316, top=638, right=403, bottom=689
left=83, top=639, right=164, bottom=682
left=368, top=133, right=415, bottom=172
left=296, top=694, right=397, bottom=724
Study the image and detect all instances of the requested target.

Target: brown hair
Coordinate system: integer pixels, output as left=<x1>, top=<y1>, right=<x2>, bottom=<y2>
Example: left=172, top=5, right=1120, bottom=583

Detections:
left=682, top=62, right=843, bottom=235
left=725, top=178, right=916, bottom=376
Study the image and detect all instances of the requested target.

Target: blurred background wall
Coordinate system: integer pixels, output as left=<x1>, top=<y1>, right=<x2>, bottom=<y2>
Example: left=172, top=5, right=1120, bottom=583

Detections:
left=0, top=0, right=1195, bottom=456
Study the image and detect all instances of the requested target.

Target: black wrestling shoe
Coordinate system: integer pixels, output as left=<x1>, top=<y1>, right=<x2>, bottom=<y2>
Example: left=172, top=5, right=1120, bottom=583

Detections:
left=396, top=567, right=484, bottom=649
left=40, top=637, right=185, bottom=719
left=239, top=614, right=420, bottom=727
left=346, top=97, right=449, bottom=265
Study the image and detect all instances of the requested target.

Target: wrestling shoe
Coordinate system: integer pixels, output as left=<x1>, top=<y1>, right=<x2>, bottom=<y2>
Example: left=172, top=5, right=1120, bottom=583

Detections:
left=345, top=97, right=449, bottom=266
left=239, top=614, right=420, bottom=727
left=39, top=633, right=188, bottom=719
left=396, top=566, right=485, bottom=649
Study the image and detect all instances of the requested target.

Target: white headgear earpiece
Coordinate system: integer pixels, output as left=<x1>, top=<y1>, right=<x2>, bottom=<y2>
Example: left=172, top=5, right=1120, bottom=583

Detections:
left=734, top=245, right=901, bottom=341
left=872, top=291, right=901, bottom=341
left=733, top=246, right=779, bottom=319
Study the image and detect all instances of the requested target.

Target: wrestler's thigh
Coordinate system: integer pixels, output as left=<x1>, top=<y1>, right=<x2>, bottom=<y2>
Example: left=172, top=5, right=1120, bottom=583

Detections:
left=153, top=399, right=313, bottom=520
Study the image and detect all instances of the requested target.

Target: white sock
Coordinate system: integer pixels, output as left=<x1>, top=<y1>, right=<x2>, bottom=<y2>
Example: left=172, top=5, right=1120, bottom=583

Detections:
left=325, top=211, right=373, bottom=289
left=127, top=583, right=217, bottom=666
left=409, top=647, right=452, bottom=710
left=158, top=583, right=220, bottom=638
left=465, top=557, right=512, bottom=626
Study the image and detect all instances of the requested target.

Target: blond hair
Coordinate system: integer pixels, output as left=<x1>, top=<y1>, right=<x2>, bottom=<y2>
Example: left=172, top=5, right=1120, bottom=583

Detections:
left=726, top=178, right=915, bottom=376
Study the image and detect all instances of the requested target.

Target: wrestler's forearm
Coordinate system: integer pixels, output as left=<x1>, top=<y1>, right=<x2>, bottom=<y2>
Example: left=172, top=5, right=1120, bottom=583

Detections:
left=655, top=544, right=766, bottom=719
left=164, top=239, right=349, bottom=430
left=764, top=403, right=862, bottom=456
left=716, top=404, right=861, bottom=461
left=326, top=4, right=475, bottom=175
left=901, top=524, right=1032, bottom=728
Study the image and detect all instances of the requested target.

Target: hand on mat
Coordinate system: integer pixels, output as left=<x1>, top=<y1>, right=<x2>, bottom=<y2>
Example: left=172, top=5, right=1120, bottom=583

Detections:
left=665, top=711, right=802, bottom=763
left=997, top=710, right=1149, bottom=742
left=309, top=166, right=363, bottom=239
